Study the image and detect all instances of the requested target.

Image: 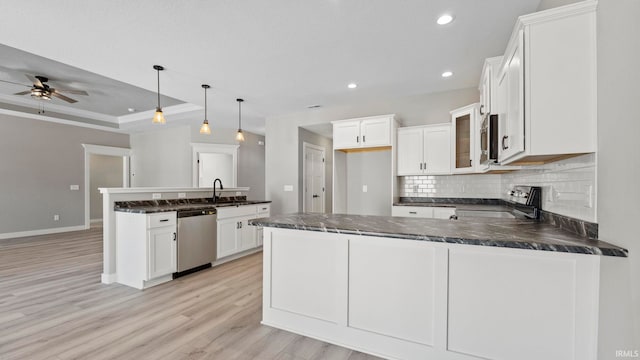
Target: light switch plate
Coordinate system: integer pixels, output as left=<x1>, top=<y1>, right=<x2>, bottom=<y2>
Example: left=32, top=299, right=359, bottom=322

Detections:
left=70, top=185, right=79, bottom=190
left=284, top=185, right=294, bottom=192
left=362, top=185, right=368, bottom=193
left=152, top=193, right=162, bottom=199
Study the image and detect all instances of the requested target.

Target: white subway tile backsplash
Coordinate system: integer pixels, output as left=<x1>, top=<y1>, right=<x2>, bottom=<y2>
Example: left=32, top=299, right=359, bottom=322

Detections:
left=399, top=154, right=596, bottom=222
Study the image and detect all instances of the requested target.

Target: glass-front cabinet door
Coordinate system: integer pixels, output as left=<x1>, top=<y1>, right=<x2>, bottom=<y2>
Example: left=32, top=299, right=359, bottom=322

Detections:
left=451, top=104, right=478, bottom=173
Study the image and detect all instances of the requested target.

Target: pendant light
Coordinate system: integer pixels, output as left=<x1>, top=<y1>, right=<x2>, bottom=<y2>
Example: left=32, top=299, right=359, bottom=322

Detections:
left=152, top=65, right=166, bottom=124
left=199, top=84, right=211, bottom=134
left=235, top=98, right=245, bottom=142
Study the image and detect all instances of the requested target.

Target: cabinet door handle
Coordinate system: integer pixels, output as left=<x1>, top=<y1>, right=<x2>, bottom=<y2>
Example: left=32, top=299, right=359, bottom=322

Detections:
left=240, top=222, right=243, bottom=229
left=160, top=219, right=169, bottom=222
left=479, top=104, right=485, bottom=116
left=356, top=135, right=359, bottom=143
left=409, top=211, right=417, bottom=214
left=173, top=232, right=176, bottom=241
left=419, top=163, right=423, bottom=170
left=423, top=162, right=427, bottom=170
left=502, top=135, right=509, bottom=150
left=363, top=135, right=366, bottom=143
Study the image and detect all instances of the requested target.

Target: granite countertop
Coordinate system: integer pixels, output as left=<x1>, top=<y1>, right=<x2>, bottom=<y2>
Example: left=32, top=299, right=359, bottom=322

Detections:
left=114, top=197, right=271, bottom=214
left=249, top=213, right=628, bottom=257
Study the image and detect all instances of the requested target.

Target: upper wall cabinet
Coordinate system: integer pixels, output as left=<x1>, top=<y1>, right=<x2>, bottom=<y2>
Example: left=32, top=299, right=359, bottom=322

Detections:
left=397, top=124, right=451, bottom=176
left=497, top=2, right=597, bottom=165
left=332, top=115, right=396, bottom=150
left=451, top=104, right=478, bottom=173
left=479, top=56, right=503, bottom=118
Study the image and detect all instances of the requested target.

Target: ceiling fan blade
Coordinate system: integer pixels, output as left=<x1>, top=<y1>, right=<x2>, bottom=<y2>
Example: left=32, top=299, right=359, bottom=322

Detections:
left=25, top=74, right=43, bottom=87
left=56, top=89, right=89, bottom=96
left=0, top=78, right=30, bottom=87
left=50, top=90, right=77, bottom=103
left=13, top=90, right=31, bottom=95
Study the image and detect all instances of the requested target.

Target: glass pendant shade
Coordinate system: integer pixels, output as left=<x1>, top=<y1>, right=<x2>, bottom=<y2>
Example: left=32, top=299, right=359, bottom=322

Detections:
left=200, top=120, right=211, bottom=134
left=235, top=129, right=245, bottom=142
left=152, top=107, right=166, bottom=124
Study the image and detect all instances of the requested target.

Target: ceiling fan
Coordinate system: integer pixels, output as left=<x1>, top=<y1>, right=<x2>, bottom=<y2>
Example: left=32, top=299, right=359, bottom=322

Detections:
left=0, top=74, right=88, bottom=103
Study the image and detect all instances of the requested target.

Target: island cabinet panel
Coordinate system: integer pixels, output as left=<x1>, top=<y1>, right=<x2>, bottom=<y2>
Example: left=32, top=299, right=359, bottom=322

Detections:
left=348, top=237, right=437, bottom=346
left=447, top=247, right=599, bottom=360
left=269, top=230, right=348, bottom=323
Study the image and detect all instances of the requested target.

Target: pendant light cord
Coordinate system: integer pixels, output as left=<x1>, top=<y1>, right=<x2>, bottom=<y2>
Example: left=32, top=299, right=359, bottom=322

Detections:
left=157, top=69, right=161, bottom=108
left=238, top=100, right=242, bottom=129
left=204, top=87, right=207, bottom=120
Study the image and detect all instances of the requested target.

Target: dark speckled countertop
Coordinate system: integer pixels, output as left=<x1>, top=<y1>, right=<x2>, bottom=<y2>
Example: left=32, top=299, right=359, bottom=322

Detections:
left=114, top=197, right=271, bottom=214
left=249, top=213, right=627, bottom=257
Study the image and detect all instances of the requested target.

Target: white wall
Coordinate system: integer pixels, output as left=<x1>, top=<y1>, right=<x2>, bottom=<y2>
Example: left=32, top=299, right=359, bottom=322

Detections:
left=345, top=150, right=392, bottom=216
left=266, top=87, right=479, bottom=215
left=596, top=0, right=640, bottom=353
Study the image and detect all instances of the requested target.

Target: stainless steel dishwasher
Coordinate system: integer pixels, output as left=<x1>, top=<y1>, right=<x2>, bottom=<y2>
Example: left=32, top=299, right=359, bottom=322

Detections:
left=175, top=209, right=217, bottom=277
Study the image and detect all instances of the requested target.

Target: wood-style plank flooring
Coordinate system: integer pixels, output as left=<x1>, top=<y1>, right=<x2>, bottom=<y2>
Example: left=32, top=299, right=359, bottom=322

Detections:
left=0, top=226, right=383, bottom=360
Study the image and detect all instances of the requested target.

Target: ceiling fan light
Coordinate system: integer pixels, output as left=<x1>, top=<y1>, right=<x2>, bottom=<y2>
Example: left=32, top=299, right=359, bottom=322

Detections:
left=153, top=107, right=166, bottom=124
left=200, top=120, right=211, bottom=134
left=235, top=129, right=245, bottom=142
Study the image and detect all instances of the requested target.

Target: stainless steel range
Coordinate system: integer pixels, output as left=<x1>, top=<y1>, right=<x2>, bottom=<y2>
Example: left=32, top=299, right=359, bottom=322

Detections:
left=506, top=185, right=542, bottom=219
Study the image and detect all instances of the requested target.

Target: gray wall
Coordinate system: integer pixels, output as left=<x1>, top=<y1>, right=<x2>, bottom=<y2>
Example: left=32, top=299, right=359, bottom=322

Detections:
left=0, top=113, right=129, bottom=235
left=298, top=128, right=333, bottom=213
left=596, top=0, right=640, bottom=352
left=345, top=150, right=392, bottom=216
left=266, top=87, right=478, bottom=215
left=537, top=0, right=583, bottom=11
left=131, top=125, right=266, bottom=200
left=89, top=154, right=123, bottom=220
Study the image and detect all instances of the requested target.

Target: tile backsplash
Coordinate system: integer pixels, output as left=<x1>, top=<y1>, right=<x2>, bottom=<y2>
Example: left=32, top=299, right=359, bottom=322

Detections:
left=399, top=153, right=596, bottom=222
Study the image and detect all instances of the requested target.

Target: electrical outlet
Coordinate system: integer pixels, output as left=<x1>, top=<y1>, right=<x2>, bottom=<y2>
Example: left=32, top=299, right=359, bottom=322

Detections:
left=70, top=185, right=79, bottom=191
left=152, top=193, right=162, bottom=199
left=362, top=185, right=368, bottom=193
left=178, top=193, right=186, bottom=198
left=284, top=185, right=294, bottom=192
left=54, top=214, right=60, bottom=221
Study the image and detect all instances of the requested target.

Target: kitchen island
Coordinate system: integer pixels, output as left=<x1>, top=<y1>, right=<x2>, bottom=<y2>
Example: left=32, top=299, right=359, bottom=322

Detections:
left=250, top=213, right=627, bottom=360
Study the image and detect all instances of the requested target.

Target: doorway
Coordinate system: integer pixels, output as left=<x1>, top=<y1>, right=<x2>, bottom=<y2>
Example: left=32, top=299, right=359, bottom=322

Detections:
left=82, top=144, right=131, bottom=229
left=303, top=142, right=325, bottom=213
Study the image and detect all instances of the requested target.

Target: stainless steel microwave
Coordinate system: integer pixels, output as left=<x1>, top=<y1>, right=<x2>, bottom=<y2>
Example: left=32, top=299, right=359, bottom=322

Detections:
left=480, top=114, right=498, bottom=165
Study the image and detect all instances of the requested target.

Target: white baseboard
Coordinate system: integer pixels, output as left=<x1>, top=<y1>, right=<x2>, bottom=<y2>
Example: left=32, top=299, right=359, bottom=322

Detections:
left=0, top=225, right=86, bottom=240
left=101, top=273, right=117, bottom=284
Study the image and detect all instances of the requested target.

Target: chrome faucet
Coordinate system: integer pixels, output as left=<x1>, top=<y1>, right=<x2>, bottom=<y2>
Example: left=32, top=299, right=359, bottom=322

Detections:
left=213, top=178, right=224, bottom=203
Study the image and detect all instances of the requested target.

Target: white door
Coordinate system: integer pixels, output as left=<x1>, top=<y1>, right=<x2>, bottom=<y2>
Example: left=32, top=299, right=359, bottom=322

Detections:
left=360, top=118, right=390, bottom=147
left=304, top=143, right=325, bottom=213
left=424, top=126, right=451, bottom=174
left=397, top=128, right=424, bottom=175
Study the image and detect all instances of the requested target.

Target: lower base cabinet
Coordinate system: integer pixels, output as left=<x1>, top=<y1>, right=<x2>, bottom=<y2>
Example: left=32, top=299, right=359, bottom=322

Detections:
left=262, top=227, right=602, bottom=360
left=392, top=205, right=456, bottom=219
left=217, top=204, right=270, bottom=260
left=116, top=212, right=177, bottom=289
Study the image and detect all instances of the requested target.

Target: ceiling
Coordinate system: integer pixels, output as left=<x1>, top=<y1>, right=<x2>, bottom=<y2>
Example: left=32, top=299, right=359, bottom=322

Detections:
left=0, top=0, right=541, bottom=135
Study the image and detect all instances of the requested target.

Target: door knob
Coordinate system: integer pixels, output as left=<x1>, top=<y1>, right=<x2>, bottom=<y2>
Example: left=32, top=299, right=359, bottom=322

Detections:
left=312, top=194, right=319, bottom=198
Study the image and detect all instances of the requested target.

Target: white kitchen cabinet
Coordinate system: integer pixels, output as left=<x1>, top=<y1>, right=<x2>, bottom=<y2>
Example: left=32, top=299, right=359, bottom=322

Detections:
left=397, top=124, right=451, bottom=176
left=498, top=2, right=597, bottom=165
left=115, top=211, right=177, bottom=289
left=479, top=56, right=503, bottom=118
left=451, top=104, right=478, bottom=173
left=216, top=204, right=270, bottom=259
left=392, top=205, right=455, bottom=219
left=332, top=114, right=395, bottom=150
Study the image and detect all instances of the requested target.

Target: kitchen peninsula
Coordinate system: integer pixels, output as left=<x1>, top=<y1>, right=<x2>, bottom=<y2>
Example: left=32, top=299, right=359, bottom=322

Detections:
left=251, top=213, right=627, bottom=360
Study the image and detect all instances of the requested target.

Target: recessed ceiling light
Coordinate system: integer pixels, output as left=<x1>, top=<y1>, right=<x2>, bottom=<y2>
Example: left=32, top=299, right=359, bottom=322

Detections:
left=437, top=14, right=454, bottom=25
left=442, top=71, right=453, bottom=78
left=127, top=108, right=136, bottom=113
left=348, top=83, right=357, bottom=89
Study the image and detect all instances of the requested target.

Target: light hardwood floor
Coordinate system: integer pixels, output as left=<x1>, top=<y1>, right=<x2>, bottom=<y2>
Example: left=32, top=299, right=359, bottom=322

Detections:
left=0, top=226, right=383, bottom=360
